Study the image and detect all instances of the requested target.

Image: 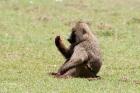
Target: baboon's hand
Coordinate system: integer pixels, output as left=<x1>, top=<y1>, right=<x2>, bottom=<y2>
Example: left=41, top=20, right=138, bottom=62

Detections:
left=49, top=72, right=61, bottom=76
left=55, top=36, right=61, bottom=46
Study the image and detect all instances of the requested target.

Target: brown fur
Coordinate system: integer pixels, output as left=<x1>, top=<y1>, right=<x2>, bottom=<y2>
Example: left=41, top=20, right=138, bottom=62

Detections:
left=52, top=21, right=102, bottom=78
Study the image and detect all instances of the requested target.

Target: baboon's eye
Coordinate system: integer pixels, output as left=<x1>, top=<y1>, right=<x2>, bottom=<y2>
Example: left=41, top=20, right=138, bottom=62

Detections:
left=82, top=29, right=86, bottom=34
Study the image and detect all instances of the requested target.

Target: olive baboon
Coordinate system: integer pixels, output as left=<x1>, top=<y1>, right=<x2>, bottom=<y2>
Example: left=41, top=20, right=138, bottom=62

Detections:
left=51, top=21, right=102, bottom=78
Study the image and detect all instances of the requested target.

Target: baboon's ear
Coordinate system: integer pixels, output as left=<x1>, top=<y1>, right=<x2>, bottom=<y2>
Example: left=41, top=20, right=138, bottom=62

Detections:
left=86, top=22, right=92, bottom=26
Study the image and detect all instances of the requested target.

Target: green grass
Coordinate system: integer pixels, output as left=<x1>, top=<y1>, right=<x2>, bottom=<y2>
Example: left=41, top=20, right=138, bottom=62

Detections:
left=0, top=0, right=140, bottom=93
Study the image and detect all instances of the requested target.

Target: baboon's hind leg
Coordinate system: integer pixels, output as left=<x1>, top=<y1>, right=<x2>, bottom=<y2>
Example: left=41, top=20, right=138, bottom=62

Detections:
left=60, top=65, right=96, bottom=78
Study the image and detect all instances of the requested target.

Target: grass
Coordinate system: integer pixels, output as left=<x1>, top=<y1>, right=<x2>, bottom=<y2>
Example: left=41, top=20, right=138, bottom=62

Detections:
left=0, top=0, right=140, bottom=93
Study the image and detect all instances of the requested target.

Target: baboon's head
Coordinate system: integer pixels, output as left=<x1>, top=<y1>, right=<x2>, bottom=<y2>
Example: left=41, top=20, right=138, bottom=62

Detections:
left=67, top=21, right=93, bottom=44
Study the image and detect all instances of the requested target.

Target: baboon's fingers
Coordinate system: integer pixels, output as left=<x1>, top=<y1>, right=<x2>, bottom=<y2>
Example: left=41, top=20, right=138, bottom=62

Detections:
left=49, top=72, right=62, bottom=78
left=55, top=36, right=61, bottom=46
left=55, top=36, right=61, bottom=40
left=48, top=72, right=58, bottom=75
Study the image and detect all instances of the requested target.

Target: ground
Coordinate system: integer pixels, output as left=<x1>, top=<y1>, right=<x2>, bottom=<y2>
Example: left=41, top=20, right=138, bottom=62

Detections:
left=0, top=0, right=140, bottom=93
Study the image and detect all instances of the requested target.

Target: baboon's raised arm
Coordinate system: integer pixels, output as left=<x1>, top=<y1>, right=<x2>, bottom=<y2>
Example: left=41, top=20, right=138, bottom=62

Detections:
left=55, top=36, right=72, bottom=59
